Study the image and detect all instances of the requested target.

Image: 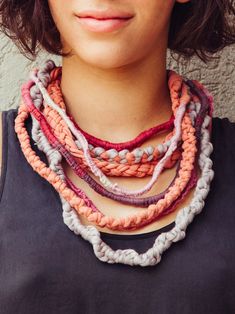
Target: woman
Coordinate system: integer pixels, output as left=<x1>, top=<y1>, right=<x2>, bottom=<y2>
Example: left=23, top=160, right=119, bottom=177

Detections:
left=0, top=0, right=235, bottom=313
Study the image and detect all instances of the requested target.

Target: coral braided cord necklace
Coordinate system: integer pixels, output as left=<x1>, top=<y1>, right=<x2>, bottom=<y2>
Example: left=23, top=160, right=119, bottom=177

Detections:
left=14, top=59, right=214, bottom=266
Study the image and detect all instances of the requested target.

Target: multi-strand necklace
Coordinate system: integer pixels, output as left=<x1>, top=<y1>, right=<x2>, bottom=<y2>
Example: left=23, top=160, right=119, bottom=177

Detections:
left=14, top=59, right=214, bottom=266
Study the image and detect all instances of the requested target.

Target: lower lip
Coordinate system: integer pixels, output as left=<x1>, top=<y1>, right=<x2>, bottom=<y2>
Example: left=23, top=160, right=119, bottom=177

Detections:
left=77, top=17, right=132, bottom=33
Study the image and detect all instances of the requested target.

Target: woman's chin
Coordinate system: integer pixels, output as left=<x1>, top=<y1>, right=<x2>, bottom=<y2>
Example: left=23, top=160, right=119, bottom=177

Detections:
left=70, top=44, right=135, bottom=69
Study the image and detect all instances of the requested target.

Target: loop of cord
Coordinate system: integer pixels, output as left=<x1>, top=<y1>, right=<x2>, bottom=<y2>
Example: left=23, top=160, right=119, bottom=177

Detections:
left=14, top=60, right=213, bottom=231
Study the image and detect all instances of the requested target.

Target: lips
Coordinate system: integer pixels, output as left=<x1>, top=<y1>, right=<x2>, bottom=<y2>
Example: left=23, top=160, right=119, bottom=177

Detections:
left=76, top=9, right=134, bottom=33
left=76, top=9, right=134, bottom=20
left=77, top=17, right=132, bottom=33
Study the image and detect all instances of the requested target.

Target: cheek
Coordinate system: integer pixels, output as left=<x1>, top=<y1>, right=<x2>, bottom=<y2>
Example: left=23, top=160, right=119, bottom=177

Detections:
left=135, top=0, right=174, bottom=30
left=133, top=2, right=173, bottom=44
left=48, top=0, right=72, bottom=34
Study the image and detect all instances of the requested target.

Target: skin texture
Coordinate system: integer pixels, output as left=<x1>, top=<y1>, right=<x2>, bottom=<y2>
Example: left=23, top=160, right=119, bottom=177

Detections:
left=47, top=0, right=189, bottom=140
left=46, top=0, right=191, bottom=235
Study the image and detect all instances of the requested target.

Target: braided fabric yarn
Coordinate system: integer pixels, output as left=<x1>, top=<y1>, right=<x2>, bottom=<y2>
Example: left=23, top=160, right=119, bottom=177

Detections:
left=14, top=59, right=214, bottom=266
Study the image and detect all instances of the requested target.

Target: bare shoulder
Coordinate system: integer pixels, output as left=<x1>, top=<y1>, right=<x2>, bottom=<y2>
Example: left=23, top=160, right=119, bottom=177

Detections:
left=0, top=111, right=2, bottom=176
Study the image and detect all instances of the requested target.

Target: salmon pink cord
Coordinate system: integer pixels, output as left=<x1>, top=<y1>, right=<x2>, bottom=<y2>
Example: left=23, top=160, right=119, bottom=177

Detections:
left=14, top=60, right=214, bottom=266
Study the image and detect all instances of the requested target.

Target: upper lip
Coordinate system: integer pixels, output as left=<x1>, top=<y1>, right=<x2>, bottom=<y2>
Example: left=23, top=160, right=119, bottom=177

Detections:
left=76, top=9, right=134, bottom=19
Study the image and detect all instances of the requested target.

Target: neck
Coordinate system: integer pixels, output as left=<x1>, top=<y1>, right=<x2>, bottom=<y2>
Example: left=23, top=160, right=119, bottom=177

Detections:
left=60, top=50, right=172, bottom=143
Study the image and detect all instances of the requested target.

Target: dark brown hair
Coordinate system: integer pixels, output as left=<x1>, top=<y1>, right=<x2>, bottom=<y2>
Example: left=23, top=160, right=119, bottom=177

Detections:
left=0, top=0, right=235, bottom=62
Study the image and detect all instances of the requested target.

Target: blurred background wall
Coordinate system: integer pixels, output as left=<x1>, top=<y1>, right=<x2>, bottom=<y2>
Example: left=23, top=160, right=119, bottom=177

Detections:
left=0, top=33, right=234, bottom=121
